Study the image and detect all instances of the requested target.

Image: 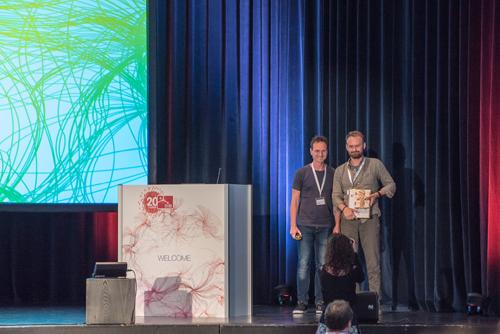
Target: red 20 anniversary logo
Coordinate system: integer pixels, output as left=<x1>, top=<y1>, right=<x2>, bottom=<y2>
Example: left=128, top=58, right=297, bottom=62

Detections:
left=142, top=190, right=173, bottom=214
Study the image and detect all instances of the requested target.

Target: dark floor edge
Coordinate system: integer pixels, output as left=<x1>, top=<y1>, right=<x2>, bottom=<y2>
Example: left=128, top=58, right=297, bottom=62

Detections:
left=0, top=322, right=498, bottom=334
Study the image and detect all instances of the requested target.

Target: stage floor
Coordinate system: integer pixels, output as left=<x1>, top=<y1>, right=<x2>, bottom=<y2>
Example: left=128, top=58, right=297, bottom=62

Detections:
left=0, top=305, right=498, bottom=334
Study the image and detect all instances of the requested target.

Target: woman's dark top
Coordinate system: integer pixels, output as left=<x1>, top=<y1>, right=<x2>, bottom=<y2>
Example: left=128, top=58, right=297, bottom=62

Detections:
left=319, top=256, right=365, bottom=322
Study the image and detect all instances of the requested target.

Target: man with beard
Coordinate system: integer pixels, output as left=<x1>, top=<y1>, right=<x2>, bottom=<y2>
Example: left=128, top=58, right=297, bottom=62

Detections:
left=291, top=136, right=339, bottom=314
left=332, top=131, right=396, bottom=300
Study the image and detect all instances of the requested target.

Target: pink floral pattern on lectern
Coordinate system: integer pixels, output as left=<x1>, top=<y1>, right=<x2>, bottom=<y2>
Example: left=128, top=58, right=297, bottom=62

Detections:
left=122, top=186, right=225, bottom=317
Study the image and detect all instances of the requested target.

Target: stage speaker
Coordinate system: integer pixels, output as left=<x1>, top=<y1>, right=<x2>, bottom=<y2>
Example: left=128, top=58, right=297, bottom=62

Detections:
left=466, top=292, right=484, bottom=315
left=273, top=284, right=293, bottom=306
left=354, top=291, right=379, bottom=323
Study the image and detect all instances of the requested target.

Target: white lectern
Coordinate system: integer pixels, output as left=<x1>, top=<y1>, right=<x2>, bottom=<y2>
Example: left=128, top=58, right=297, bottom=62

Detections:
left=117, top=184, right=252, bottom=318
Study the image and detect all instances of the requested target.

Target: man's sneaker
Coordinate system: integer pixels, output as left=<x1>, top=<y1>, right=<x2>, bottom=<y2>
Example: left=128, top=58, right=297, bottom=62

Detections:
left=292, top=302, right=307, bottom=314
left=315, top=302, right=325, bottom=314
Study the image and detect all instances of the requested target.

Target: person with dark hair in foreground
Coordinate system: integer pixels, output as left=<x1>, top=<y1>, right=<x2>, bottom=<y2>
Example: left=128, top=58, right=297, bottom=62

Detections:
left=316, top=234, right=364, bottom=334
left=323, top=300, right=354, bottom=334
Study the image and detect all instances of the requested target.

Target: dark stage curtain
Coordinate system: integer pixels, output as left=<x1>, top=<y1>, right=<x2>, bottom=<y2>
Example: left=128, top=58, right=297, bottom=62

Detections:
left=0, top=212, right=117, bottom=305
left=477, top=0, right=500, bottom=301
left=151, top=0, right=500, bottom=311
left=0, top=0, right=498, bottom=311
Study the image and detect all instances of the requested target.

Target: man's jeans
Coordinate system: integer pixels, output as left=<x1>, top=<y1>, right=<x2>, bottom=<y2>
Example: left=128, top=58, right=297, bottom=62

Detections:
left=340, top=216, right=380, bottom=296
left=296, top=226, right=330, bottom=305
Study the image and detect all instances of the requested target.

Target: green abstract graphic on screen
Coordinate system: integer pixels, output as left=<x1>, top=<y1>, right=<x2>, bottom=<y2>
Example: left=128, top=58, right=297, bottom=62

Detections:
left=0, top=0, right=148, bottom=204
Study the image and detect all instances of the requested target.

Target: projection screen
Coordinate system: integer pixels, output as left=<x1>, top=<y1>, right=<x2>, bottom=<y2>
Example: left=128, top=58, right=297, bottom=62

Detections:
left=0, top=0, right=148, bottom=206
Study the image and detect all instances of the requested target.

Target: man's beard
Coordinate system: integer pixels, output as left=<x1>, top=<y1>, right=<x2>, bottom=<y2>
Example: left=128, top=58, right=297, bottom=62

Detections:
left=349, top=151, right=362, bottom=159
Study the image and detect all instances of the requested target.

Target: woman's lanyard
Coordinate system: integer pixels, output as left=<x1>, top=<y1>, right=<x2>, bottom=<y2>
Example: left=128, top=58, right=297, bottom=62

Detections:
left=347, top=158, right=366, bottom=186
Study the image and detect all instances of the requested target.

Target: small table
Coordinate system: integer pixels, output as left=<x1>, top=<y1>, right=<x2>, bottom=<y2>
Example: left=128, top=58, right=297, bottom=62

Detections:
left=86, top=278, right=136, bottom=324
